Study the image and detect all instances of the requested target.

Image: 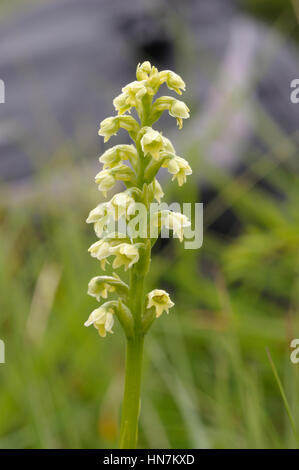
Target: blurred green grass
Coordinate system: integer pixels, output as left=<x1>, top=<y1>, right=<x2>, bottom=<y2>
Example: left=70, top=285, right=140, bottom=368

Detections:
left=0, top=141, right=299, bottom=448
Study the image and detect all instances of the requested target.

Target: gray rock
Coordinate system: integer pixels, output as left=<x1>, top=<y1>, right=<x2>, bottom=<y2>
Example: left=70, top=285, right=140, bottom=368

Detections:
left=0, top=0, right=298, bottom=184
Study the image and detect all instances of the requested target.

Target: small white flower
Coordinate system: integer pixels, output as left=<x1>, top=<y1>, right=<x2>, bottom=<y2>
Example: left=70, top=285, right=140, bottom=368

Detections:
left=88, top=240, right=110, bottom=259
left=86, top=203, right=108, bottom=224
left=160, top=70, right=186, bottom=95
left=113, top=80, right=149, bottom=114
left=141, top=127, right=164, bottom=160
left=98, top=116, right=140, bottom=143
left=168, top=100, right=190, bottom=129
left=149, top=179, right=164, bottom=203
left=146, top=66, right=161, bottom=94
left=95, top=164, right=135, bottom=197
left=113, top=92, right=131, bottom=115
left=88, top=277, right=116, bottom=301
left=88, top=240, right=111, bottom=270
left=86, top=203, right=110, bottom=237
left=136, top=61, right=152, bottom=80
left=99, top=144, right=137, bottom=169
left=84, top=305, right=114, bottom=337
left=121, top=80, right=148, bottom=108
left=152, top=97, right=190, bottom=129
left=109, top=192, right=136, bottom=220
left=98, top=117, right=119, bottom=142
left=164, top=156, right=192, bottom=186
left=122, top=80, right=147, bottom=100
left=94, top=169, right=116, bottom=197
left=153, top=210, right=191, bottom=242
left=109, top=243, right=139, bottom=271
left=147, top=289, right=174, bottom=317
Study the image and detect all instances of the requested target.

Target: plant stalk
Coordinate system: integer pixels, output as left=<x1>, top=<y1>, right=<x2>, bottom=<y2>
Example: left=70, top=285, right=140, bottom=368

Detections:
left=119, top=95, right=151, bottom=449
left=119, top=334, right=144, bottom=448
left=119, top=263, right=146, bottom=449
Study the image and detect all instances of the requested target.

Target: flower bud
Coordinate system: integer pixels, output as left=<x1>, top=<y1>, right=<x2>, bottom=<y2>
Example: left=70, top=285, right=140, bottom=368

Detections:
left=163, top=155, right=192, bottom=186
left=98, top=116, right=140, bottom=143
left=113, top=92, right=131, bottom=115
left=99, top=144, right=137, bottom=169
left=109, top=243, right=140, bottom=271
left=109, top=192, right=136, bottom=220
left=141, top=127, right=164, bottom=160
left=136, top=61, right=152, bottom=80
left=86, top=202, right=110, bottom=237
left=94, top=169, right=116, bottom=196
left=146, top=66, right=161, bottom=94
left=159, top=70, right=186, bottom=95
left=98, top=117, right=119, bottom=142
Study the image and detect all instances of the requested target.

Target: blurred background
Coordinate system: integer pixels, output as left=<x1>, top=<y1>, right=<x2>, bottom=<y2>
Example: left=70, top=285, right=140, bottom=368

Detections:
left=1, top=0, right=299, bottom=449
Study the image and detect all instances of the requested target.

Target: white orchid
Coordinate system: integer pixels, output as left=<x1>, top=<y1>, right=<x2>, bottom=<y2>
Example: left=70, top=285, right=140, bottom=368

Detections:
left=88, top=240, right=111, bottom=270
left=86, top=203, right=110, bottom=237
left=88, top=277, right=116, bottom=301
left=159, top=70, right=186, bottom=95
left=94, top=169, right=116, bottom=197
left=109, top=243, right=140, bottom=271
left=152, top=96, right=190, bottom=129
left=136, top=61, right=152, bottom=80
left=109, top=192, right=136, bottom=220
left=164, top=155, right=192, bottom=186
left=98, top=116, right=119, bottom=142
left=152, top=210, right=191, bottom=242
left=86, top=61, right=192, bottom=449
left=168, top=99, right=190, bottom=129
left=147, top=289, right=174, bottom=317
left=99, top=144, right=137, bottom=169
left=141, top=127, right=164, bottom=160
left=122, top=81, right=147, bottom=106
left=84, top=305, right=115, bottom=337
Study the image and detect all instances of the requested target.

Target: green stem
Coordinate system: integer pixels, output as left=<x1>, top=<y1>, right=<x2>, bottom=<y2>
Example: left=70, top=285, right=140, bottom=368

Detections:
left=119, top=95, right=151, bottom=449
left=119, top=264, right=146, bottom=449
left=266, top=348, right=299, bottom=447
left=119, top=335, right=144, bottom=448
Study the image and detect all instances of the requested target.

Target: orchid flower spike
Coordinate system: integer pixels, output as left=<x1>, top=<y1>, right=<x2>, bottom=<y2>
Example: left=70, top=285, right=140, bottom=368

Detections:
left=85, top=61, right=192, bottom=449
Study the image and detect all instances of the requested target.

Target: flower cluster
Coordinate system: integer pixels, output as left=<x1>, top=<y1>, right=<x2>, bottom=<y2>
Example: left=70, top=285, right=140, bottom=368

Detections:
left=85, top=61, right=192, bottom=338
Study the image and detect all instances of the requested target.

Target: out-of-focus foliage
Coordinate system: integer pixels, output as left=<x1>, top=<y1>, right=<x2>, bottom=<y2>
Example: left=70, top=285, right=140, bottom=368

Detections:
left=1, top=127, right=299, bottom=448
left=244, top=0, right=293, bottom=20
left=244, top=0, right=299, bottom=41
